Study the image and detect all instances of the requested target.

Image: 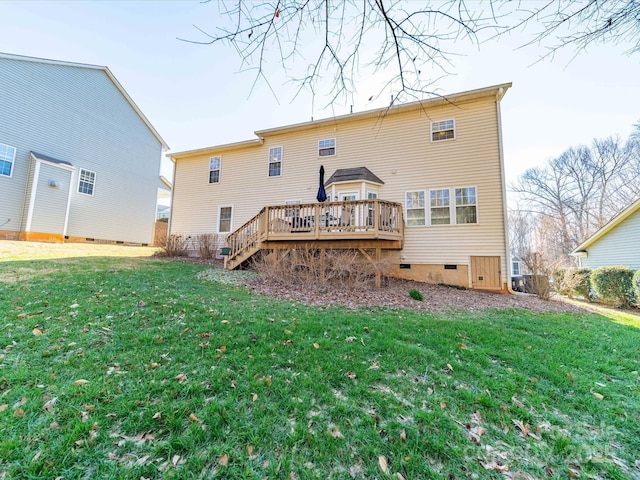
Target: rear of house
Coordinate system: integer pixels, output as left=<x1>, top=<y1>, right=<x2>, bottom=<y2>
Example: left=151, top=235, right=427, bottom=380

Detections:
left=169, top=83, right=511, bottom=290
left=0, top=53, right=167, bottom=245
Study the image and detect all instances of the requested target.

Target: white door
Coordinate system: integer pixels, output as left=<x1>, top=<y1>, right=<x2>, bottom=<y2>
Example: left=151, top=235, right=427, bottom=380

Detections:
left=339, top=192, right=358, bottom=227
left=367, top=192, right=378, bottom=226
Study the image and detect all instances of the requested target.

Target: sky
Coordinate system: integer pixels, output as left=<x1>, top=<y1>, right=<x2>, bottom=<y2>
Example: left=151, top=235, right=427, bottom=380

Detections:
left=1, top=1, right=639, bottom=188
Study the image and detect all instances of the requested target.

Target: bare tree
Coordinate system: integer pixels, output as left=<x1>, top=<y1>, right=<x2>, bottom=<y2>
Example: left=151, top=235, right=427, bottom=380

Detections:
left=619, top=120, right=640, bottom=202
left=184, top=1, right=640, bottom=104
left=497, top=1, right=640, bottom=60
left=511, top=129, right=639, bottom=263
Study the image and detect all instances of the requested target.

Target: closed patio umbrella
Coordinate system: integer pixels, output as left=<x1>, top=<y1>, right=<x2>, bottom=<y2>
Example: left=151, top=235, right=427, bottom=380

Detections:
left=316, top=165, right=328, bottom=227
left=316, top=165, right=327, bottom=202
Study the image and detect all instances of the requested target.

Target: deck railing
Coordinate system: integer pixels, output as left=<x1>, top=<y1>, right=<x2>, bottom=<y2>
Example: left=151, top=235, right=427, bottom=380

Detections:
left=224, top=199, right=403, bottom=268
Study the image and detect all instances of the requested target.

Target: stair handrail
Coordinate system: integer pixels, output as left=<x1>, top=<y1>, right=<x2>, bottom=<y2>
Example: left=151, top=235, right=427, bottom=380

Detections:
left=225, top=207, right=266, bottom=264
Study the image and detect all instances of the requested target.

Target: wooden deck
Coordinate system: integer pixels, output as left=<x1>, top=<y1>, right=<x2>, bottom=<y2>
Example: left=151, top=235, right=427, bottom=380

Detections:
left=224, top=199, right=404, bottom=270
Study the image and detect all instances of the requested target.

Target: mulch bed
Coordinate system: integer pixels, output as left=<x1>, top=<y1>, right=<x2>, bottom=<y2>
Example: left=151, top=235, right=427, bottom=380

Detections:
left=169, top=255, right=586, bottom=314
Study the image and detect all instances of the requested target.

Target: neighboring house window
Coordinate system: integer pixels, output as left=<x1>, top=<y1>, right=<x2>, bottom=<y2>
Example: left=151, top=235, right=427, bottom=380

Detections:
left=455, top=186, right=477, bottom=224
left=318, top=138, right=336, bottom=157
left=429, top=189, right=451, bottom=225
left=0, top=143, right=16, bottom=177
left=209, top=156, right=221, bottom=183
left=268, top=146, right=282, bottom=177
left=218, top=206, right=232, bottom=233
left=78, top=168, right=96, bottom=196
left=431, top=119, right=455, bottom=141
left=405, top=190, right=426, bottom=226
left=512, top=261, right=521, bottom=276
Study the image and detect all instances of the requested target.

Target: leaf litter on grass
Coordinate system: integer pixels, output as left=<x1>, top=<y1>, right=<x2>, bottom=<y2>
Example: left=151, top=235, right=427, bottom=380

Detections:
left=1, top=253, right=639, bottom=479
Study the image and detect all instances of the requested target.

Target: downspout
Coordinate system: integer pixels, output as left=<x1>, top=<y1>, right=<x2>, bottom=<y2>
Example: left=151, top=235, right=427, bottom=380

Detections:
left=167, top=156, right=176, bottom=237
left=25, top=159, right=41, bottom=233
left=62, top=168, right=75, bottom=239
left=496, top=87, right=515, bottom=294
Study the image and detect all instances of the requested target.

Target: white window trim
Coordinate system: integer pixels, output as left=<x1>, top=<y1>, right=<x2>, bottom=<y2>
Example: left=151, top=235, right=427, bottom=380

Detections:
left=428, top=187, right=452, bottom=226
left=431, top=119, right=456, bottom=142
left=404, top=190, right=427, bottom=227
left=218, top=205, right=233, bottom=234
left=318, top=138, right=336, bottom=157
left=424, top=186, right=479, bottom=226
left=0, top=142, right=17, bottom=178
left=512, top=260, right=521, bottom=276
left=77, top=168, right=96, bottom=196
left=268, top=146, right=283, bottom=177
left=454, top=185, right=478, bottom=225
left=209, top=156, right=221, bottom=184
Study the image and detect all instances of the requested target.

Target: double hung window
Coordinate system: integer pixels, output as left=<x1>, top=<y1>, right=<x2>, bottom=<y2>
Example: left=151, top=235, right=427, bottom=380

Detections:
left=431, top=119, right=455, bottom=141
left=405, top=191, right=426, bottom=226
left=218, top=206, right=232, bottom=233
left=269, top=147, right=282, bottom=177
left=318, top=139, right=336, bottom=157
left=455, top=187, right=477, bottom=224
left=209, top=156, right=221, bottom=183
left=429, top=189, right=451, bottom=225
left=0, top=143, right=16, bottom=177
left=78, top=168, right=96, bottom=196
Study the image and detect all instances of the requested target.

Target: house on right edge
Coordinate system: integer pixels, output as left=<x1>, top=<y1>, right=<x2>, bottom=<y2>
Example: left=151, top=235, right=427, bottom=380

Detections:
left=169, top=83, right=512, bottom=291
left=571, top=198, right=640, bottom=270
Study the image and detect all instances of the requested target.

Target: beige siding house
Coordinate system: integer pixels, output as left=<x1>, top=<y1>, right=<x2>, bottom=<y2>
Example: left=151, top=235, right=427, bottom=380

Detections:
left=572, top=198, right=640, bottom=270
left=169, top=83, right=512, bottom=290
left=0, top=53, right=168, bottom=245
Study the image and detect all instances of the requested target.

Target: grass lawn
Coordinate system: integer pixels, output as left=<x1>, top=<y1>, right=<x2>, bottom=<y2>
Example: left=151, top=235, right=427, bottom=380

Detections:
left=1, top=244, right=639, bottom=479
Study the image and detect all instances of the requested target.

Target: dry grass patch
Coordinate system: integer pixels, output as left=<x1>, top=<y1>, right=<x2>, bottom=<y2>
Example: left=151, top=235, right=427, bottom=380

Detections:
left=0, top=240, right=159, bottom=261
left=0, top=266, right=59, bottom=283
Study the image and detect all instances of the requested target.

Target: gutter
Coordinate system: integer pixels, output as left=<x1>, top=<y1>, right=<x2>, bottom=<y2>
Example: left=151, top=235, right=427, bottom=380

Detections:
left=496, top=86, right=515, bottom=294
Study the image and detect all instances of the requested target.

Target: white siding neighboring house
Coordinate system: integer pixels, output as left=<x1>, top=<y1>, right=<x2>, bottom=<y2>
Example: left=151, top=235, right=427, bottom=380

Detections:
left=571, top=198, right=640, bottom=270
left=0, top=52, right=168, bottom=245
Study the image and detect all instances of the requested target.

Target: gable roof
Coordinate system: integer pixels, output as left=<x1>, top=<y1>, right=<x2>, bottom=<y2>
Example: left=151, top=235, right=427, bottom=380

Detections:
left=571, top=198, right=640, bottom=254
left=169, top=82, right=511, bottom=160
left=325, top=167, right=384, bottom=186
left=0, top=52, right=168, bottom=150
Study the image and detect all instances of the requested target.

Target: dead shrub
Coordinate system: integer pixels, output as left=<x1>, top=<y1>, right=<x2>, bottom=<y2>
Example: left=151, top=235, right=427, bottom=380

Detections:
left=157, top=234, right=189, bottom=257
left=195, top=233, right=220, bottom=260
left=520, top=251, right=554, bottom=300
left=251, top=247, right=393, bottom=290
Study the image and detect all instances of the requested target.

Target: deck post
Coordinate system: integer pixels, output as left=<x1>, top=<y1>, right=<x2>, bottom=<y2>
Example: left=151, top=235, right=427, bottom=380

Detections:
left=320, top=248, right=326, bottom=283
left=375, top=247, right=382, bottom=288
left=262, top=207, right=269, bottom=240
left=374, top=200, right=380, bottom=235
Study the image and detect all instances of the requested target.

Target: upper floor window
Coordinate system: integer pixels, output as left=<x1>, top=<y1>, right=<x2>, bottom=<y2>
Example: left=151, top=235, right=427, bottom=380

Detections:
left=455, top=186, right=477, bottom=224
left=209, top=156, right=221, bottom=183
left=429, top=189, right=451, bottom=225
left=219, top=206, right=233, bottom=233
left=318, top=138, right=336, bottom=157
left=431, top=119, right=455, bottom=142
left=0, top=143, right=17, bottom=177
left=78, top=168, right=96, bottom=196
left=405, top=190, right=426, bottom=226
left=269, top=146, right=282, bottom=177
